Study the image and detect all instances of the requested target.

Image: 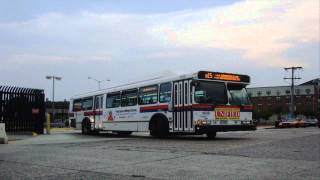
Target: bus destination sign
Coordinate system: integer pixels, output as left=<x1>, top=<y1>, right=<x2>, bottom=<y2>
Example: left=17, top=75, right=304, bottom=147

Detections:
left=198, top=71, right=250, bottom=83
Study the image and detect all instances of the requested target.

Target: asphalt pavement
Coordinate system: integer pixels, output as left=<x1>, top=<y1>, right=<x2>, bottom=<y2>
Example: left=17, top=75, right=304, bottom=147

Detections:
left=0, top=127, right=319, bottom=180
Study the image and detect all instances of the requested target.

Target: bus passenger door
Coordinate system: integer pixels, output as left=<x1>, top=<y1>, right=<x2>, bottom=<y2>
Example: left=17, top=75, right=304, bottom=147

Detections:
left=173, top=82, right=178, bottom=131
left=173, top=80, right=193, bottom=132
left=184, top=80, right=193, bottom=132
left=94, top=95, right=103, bottom=129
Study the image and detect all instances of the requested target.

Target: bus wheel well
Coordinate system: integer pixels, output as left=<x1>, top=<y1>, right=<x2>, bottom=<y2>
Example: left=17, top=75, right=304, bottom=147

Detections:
left=81, top=118, right=91, bottom=135
left=82, top=117, right=90, bottom=124
left=149, top=114, right=169, bottom=137
left=149, top=114, right=168, bottom=130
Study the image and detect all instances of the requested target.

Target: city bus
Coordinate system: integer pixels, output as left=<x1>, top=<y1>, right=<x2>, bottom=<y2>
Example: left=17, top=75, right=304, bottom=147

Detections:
left=68, top=71, right=256, bottom=138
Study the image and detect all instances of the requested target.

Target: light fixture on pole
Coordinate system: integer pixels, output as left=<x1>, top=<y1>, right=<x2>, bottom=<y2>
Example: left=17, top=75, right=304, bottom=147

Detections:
left=46, top=75, right=62, bottom=122
left=88, top=76, right=110, bottom=89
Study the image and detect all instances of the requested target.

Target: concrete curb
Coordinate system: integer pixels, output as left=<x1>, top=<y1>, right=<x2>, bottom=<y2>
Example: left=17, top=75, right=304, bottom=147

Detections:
left=0, top=123, right=8, bottom=144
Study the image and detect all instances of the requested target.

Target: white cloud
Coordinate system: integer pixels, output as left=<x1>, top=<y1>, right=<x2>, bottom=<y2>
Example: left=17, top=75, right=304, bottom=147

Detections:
left=5, top=54, right=113, bottom=64
left=152, top=0, right=319, bottom=67
left=0, top=0, right=318, bottom=68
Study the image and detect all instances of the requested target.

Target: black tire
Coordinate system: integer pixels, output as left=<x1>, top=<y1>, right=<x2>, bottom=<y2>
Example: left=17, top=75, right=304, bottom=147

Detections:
left=207, top=132, right=217, bottom=139
left=149, top=119, right=156, bottom=137
left=81, top=119, right=91, bottom=135
left=157, top=118, right=169, bottom=138
left=150, top=129, right=156, bottom=137
left=150, top=117, right=169, bottom=138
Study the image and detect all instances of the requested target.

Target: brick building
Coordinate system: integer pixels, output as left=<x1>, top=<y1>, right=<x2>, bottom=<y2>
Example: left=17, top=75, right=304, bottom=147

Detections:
left=45, top=100, right=69, bottom=126
left=247, top=78, right=320, bottom=120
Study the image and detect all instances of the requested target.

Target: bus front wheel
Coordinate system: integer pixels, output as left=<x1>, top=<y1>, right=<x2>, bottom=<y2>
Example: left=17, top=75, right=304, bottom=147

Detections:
left=207, top=132, right=217, bottom=139
left=116, top=131, right=132, bottom=136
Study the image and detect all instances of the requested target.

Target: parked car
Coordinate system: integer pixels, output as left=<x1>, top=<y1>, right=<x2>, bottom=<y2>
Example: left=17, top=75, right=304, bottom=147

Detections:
left=305, top=119, right=318, bottom=127
left=278, top=119, right=306, bottom=128
left=292, top=119, right=306, bottom=128
left=278, top=120, right=293, bottom=128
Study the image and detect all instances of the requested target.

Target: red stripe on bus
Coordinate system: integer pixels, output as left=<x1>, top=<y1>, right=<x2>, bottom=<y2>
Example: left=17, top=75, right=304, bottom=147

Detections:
left=215, top=105, right=241, bottom=109
left=140, top=105, right=168, bottom=111
left=191, top=104, right=213, bottom=109
left=84, top=110, right=103, bottom=116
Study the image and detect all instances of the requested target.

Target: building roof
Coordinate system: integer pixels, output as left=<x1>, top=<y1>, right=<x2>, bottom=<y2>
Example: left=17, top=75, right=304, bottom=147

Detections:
left=246, top=78, right=318, bottom=97
left=299, top=78, right=320, bottom=86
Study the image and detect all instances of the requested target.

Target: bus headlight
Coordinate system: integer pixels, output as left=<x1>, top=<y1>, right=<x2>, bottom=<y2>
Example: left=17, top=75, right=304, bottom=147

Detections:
left=194, top=120, right=209, bottom=126
left=242, top=120, right=251, bottom=124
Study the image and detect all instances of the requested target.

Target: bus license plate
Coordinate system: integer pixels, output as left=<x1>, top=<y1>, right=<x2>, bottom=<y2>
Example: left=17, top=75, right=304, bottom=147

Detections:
left=220, top=121, right=228, bottom=125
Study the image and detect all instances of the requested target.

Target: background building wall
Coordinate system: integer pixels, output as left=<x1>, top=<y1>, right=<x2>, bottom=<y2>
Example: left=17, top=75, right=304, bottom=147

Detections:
left=45, top=100, right=69, bottom=127
left=247, top=79, right=319, bottom=124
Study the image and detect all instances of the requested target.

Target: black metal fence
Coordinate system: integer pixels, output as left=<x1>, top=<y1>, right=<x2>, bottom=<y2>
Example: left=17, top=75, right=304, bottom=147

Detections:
left=0, top=86, right=45, bottom=134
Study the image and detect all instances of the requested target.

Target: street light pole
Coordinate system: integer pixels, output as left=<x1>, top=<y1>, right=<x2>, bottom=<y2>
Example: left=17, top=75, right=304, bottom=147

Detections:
left=46, top=75, right=62, bottom=122
left=88, top=77, right=110, bottom=90
left=52, top=77, right=54, bottom=120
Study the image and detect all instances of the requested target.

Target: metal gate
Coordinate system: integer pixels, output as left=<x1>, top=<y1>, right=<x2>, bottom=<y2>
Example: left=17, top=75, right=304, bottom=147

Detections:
left=0, top=86, right=45, bottom=134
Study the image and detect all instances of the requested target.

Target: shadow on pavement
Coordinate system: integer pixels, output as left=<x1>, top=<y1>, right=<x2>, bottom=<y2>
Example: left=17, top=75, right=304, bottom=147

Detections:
left=75, top=131, right=250, bottom=141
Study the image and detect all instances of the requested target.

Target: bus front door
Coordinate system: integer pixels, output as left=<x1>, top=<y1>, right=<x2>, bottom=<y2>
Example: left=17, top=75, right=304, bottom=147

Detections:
left=173, top=80, right=193, bottom=132
left=94, top=95, right=104, bottom=129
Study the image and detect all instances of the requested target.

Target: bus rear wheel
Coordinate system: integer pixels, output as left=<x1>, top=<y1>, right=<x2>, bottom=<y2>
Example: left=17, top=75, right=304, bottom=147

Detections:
left=82, top=119, right=91, bottom=135
left=150, top=117, right=169, bottom=138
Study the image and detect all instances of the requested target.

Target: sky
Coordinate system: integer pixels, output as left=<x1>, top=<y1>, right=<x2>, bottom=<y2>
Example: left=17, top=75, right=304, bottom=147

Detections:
left=0, top=0, right=319, bottom=101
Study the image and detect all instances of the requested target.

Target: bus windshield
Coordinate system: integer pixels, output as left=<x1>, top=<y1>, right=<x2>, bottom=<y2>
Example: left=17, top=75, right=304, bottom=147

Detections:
left=227, top=84, right=250, bottom=106
left=194, top=81, right=228, bottom=104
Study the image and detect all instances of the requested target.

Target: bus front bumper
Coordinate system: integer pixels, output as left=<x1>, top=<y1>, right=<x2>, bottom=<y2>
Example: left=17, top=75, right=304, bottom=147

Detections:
left=195, top=124, right=257, bottom=134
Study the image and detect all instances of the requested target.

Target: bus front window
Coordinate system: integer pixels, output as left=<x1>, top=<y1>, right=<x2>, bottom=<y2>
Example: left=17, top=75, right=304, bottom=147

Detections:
left=194, top=81, right=227, bottom=104
left=227, top=84, right=250, bottom=106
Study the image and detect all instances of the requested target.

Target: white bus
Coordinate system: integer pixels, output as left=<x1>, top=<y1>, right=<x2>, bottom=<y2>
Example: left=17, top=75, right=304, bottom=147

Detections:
left=68, top=71, right=256, bottom=138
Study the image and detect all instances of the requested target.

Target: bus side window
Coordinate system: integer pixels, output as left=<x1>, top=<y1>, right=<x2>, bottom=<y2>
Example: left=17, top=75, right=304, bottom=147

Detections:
left=190, top=81, right=193, bottom=104
left=106, top=92, right=121, bottom=108
left=95, top=95, right=104, bottom=109
left=82, top=97, right=93, bottom=110
left=139, top=85, right=158, bottom=105
left=121, top=89, right=138, bottom=107
left=73, top=99, right=82, bottom=111
left=100, top=96, right=103, bottom=108
left=159, top=82, right=172, bottom=103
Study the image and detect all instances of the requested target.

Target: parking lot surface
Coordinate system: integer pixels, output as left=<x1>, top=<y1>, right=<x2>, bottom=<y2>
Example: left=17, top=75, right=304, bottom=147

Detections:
left=0, top=127, right=319, bottom=180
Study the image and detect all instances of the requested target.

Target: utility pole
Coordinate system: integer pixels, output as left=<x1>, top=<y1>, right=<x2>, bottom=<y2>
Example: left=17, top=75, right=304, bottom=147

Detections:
left=284, top=66, right=302, bottom=119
